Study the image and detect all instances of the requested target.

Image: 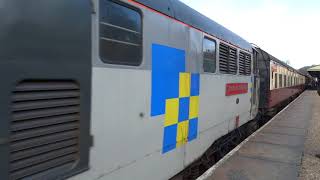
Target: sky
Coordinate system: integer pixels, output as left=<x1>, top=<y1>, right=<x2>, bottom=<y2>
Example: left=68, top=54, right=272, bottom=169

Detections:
left=180, top=0, right=320, bottom=69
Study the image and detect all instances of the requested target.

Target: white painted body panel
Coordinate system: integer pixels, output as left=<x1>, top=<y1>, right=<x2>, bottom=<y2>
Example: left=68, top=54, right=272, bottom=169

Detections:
left=185, top=75, right=252, bottom=165
left=71, top=0, right=256, bottom=179
left=71, top=70, right=252, bottom=180
left=70, top=68, right=185, bottom=180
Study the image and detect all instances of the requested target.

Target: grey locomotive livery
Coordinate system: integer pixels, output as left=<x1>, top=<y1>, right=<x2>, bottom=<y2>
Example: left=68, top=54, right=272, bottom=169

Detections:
left=0, top=0, right=306, bottom=180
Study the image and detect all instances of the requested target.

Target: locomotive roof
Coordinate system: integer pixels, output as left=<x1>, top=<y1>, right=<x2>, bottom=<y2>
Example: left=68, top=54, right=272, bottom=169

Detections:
left=134, top=0, right=252, bottom=52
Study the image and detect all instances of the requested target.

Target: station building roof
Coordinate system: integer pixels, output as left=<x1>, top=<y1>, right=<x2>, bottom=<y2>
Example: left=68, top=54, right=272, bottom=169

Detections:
left=308, top=65, right=320, bottom=78
left=308, top=65, right=320, bottom=72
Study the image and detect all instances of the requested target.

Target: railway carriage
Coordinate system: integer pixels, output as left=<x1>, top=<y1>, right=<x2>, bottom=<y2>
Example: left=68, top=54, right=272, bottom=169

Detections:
left=255, top=48, right=306, bottom=114
left=0, top=0, right=307, bottom=180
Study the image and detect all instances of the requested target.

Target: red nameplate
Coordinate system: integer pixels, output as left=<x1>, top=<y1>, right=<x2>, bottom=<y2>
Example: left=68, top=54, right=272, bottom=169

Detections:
left=226, top=83, right=248, bottom=96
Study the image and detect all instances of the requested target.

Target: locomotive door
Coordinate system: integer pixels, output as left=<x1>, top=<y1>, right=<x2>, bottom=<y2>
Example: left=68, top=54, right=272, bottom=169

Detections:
left=250, top=50, right=260, bottom=118
left=183, top=27, right=204, bottom=167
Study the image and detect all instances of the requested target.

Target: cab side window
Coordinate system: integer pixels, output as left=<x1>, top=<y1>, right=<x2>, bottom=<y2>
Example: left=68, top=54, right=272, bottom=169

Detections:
left=99, top=0, right=142, bottom=66
left=203, top=37, right=216, bottom=73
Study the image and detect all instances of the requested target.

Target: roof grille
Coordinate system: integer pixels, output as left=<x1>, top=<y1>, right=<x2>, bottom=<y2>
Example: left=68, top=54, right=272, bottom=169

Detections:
left=10, top=80, right=80, bottom=180
left=219, top=43, right=237, bottom=74
left=239, top=51, right=252, bottom=75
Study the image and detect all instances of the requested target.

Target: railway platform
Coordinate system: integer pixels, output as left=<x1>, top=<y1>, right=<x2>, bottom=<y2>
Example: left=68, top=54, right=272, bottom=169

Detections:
left=198, top=90, right=320, bottom=180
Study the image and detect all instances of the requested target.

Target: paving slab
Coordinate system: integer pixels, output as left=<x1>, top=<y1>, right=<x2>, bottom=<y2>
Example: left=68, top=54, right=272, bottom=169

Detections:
left=199, top=91, right=317, bottom=180
left=211, top=156, right=299, bottom=180
left=238, top=142, right=302, bottom=165
left=262, top=126, right=306, bottom=136
left=251, top=132, right=305, bottom=147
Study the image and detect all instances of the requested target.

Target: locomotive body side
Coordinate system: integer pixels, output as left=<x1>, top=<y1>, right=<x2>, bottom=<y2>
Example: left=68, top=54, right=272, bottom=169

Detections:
left=72, top=0, right=257, bottom=180
left=0, top=0, right=260, bottom=179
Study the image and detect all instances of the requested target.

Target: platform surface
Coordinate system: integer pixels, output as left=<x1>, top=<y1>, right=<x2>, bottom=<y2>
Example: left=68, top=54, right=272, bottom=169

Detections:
left=201, top=91, right=318, bottom=180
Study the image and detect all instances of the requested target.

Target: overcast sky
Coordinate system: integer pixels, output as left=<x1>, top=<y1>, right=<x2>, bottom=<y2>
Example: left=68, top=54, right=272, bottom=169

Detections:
left=180, top=0, right=320, bottom=69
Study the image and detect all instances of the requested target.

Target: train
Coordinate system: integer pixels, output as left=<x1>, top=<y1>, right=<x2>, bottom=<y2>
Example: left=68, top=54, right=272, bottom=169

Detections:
left=0, top=0, right=309, bottom=180
left=255, top=48, right=307, bottom=116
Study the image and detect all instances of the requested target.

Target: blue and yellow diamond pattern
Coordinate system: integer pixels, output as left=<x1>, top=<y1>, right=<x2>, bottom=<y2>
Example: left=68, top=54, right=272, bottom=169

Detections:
left=151, top=44, right=200, bottom=154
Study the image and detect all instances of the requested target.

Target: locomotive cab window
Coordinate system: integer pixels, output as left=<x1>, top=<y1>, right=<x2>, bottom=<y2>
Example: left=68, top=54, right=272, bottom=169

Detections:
left=99, top=0, right=142, bottom=66
left=203, top=37, right=217, bottom=73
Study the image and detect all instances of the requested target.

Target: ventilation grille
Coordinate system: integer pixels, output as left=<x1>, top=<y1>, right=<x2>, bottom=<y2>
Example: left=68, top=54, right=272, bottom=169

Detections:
left=219, top=43, right=237, bottom=74
left=239, top=52, right=252, bottom=75
left=245, top=53, right=252, bottom=75
left=10, top=80, right=80, bottom=180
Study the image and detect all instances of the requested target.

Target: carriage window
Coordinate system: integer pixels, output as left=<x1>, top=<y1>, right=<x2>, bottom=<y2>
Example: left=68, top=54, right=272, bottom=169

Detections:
left=99, top=0, right=142, bottom=66
left=203, top=37, right=216, bottom=73
left=279, top=74, right=283, bottom=88
left=289, top=76, right=291, bottom=86
left=275, top=73, right=278, bottom=89
left=288, top=76, right=290, bottom=86
left=284, top=75, right=287, bottom=87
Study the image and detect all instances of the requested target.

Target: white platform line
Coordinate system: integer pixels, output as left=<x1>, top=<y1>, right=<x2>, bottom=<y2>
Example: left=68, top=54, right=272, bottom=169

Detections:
left=196, top=92, right=305, bottom=180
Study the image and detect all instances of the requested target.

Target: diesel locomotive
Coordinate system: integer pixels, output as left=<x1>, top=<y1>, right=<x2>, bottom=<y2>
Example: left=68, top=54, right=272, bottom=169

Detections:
left=0, top=0, right=307, bottom=179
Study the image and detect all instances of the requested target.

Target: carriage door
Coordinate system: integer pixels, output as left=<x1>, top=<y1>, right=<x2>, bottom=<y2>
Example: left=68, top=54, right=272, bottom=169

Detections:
left=251, top=49, right=260, bottom=118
